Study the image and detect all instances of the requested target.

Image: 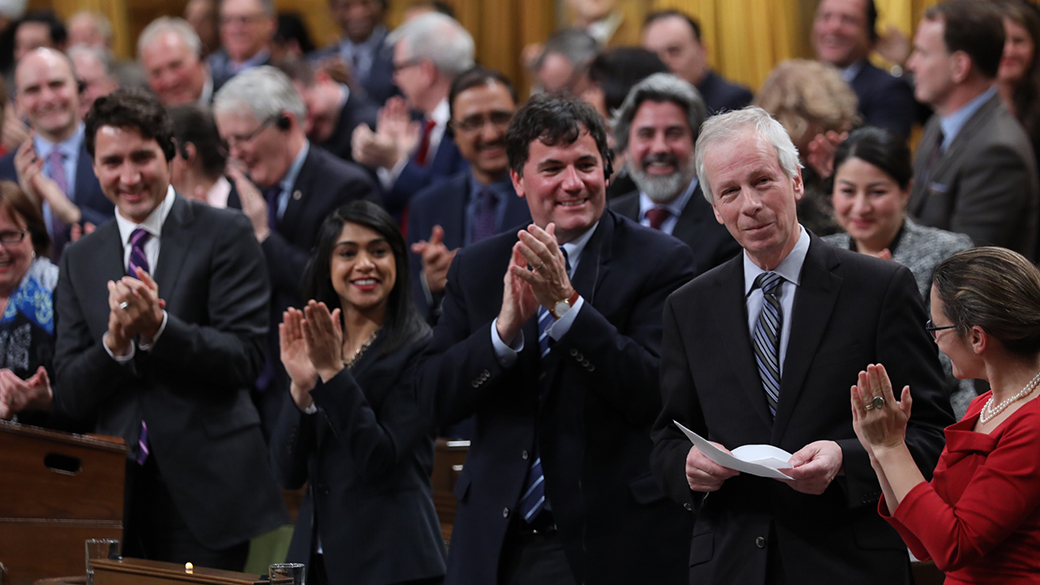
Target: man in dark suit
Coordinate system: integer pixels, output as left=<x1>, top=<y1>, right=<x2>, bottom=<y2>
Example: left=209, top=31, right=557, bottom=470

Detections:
left=0, top=48, right=114, bottom=259
left=351, top=12, right=472, bottom=222
left=207, top=0, right=275, bottom=88
left=650, top=107, right=953, bottom=584
left=53, top=89, right=288, bottom=570
left=642, top=11, right=752, bottom=115
left=907, top=0, right=1038, bottom=259
left=417, top=94, right=696, bottom=585
left=610, top=73, right=739, bottom=275
left=407, top=68, right=531, bottom=326
left=214, top=65, right=379, bottom=437
left=278, top=58, right=378, bottom=164
left=309, top=0, right=398, bottom=106
left=813, top=0, right=917, bottom=138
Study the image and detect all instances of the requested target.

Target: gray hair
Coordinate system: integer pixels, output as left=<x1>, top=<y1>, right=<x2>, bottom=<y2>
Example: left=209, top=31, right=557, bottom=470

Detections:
left=695, top=106, right=802, bottom=204
left=612, top=72, right=707, bottom=155
left=69, top=11, right=113, bottom=44
left=68, top=45, right=114, bottom=76
left=213, top=65, right=306, bottom=123
left=221, top=0, right=275, bottom=16
left=536, top=28, right=599, bottom=72
left=138, top=17, right=202, bottom=59
left=389, top=12, right=474, bottom=79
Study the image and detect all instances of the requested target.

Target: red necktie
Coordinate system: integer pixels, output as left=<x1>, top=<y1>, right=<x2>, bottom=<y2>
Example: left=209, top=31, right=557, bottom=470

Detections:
left=646, top=207, right=672, bottom=230
left=415, top=119, right=436, bottom=166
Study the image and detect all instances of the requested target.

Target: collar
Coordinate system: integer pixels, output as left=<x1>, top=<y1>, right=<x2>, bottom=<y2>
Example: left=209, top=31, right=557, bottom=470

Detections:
left=839, top=60, right=867, bottom=83
left=199, top=74, right=214, bottom=104
left=115, top=185, right=176, bottom=243
left=560, top=220, right=599, bottom=276
left=33, top=123, right=84, bottom=159
left=743, top=225, right=809, bottom=295
left=586, top=11, right=624, bottom=45
left=638, top=177, right=697, bottom=221
left=336, top=83, right=350, bottom=109
left=468, top=171, right=512, bottom=201
left=278, top=140, right=310, bottom=194
left=340, top=25, right=386, bottom=53
left=231, top=48, right=270, bottom=71
left=429, top=98, right=451, bottom=127
left=940, top=85, right=997, bottom=150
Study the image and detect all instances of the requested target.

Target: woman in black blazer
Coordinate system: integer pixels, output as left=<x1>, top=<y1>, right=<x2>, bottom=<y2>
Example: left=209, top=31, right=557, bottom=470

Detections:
left=271, top=201, right=445, bottom=585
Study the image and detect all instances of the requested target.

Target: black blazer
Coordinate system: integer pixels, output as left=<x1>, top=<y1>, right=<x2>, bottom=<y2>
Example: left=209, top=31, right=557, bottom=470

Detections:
left=316, top=89, right=379, bottom=164
left=697, top=70, right=753, bottom=115
left=849, top=61, right=917, bottom=139
left=405, top=171, right=532, bottom=322
left=310, top=29, right=399, bottom=106
left=53, top=195, right=289, bottom=550
left=609, top=184, right=740, bottom=276
left=651, top=234, right=954, bottom=584
left=271, top=331, right=446, bottom=584
left=416, top=209, right=697, bottom=585
left=383, top=127, right=468, bottom=222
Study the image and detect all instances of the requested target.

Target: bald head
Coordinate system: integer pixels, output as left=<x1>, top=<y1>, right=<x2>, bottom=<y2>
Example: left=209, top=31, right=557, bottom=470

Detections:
left=15, top=48, right=81, bottom=143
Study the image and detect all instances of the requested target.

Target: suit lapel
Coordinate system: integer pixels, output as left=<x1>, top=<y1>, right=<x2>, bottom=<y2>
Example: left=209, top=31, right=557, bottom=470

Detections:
left=671, top=186, right=711, bottom=245
left=153, top=195, right=194, bottom=305
left=710, top=258, right=774, bottom=428
left=771, top=237, right=842, bottom=442
left=442, top=177, right=469, bottom=250
left=931, top=94, right=999, bottom=181
left=281, top=148, right=318, bottom=239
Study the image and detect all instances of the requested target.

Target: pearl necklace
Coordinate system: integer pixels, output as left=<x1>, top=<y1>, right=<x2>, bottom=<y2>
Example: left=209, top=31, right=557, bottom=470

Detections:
left=979, top=370, right=1040, bottom=424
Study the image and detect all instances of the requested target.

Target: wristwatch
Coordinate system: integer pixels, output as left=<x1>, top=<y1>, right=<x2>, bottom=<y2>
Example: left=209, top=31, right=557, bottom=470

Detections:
left=549, top=290, right=580, bottom=320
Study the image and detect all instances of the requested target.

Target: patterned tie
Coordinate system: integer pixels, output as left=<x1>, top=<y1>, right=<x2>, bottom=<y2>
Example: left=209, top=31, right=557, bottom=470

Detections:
left=645, top=207, right=672, bottom=231
left=415, top=119, right=436, bottom=166
left=127, top=228, right=150, bottom=276
left=752, top=272, right=783, bottom=417
left=265, top=184, right=282, bottom=230
left=47, top=150, right=69, bottom=258
left=924, top=128, right=945, bottom=184
left=471, top=187, right=497, bottom=243
left=137, top=420, right=150, bottom=465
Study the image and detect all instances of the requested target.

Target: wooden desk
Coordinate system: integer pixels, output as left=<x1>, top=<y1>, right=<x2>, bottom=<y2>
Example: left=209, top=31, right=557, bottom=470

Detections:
left=90, top=559, right=266, bottom=585
left=431, top=438, right=468, bottom=544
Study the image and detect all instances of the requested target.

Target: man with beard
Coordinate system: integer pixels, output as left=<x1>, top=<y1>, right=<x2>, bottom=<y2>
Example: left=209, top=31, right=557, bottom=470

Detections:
left=610, top=73, right=740, bottom=275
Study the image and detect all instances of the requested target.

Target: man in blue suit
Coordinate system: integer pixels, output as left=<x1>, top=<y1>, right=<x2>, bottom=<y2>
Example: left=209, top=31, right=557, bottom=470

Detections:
left=309, top=0, right=398, bottom=106
left=813, top=0, right=917, bottom=139
left=0, top=48, right=114, bottom=260
left=416, top=93, right=695, bottom=585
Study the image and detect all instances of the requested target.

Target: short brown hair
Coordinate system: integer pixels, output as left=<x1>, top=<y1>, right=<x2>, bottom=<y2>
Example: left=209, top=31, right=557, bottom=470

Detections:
left=0, top=181, right=49, bottom=258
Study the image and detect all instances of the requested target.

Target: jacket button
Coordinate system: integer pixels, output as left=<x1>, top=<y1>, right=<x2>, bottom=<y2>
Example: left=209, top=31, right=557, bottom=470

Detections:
left=683, top=503, right=692, bottom=511
left=755, top=536, right=766, bottom=548
left=581, top=359, right=590, bottom=367
left=471, top=380, right=480, bottom=388
left=570, top=348, right=578, bottom=357
left=588, top=365, right=595, bottom=372
left=483, top=369, right=490, bottom=376
left=522, top=450, right=529, bottom=460
left=502, top=507, right=510, bottom=518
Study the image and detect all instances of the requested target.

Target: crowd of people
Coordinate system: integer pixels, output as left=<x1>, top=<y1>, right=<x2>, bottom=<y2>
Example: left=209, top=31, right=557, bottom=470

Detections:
left=0, top=0, right=1039, bottom=583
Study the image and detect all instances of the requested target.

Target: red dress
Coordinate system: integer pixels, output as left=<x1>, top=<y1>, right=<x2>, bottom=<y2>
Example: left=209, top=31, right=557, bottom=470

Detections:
left=880, top=392, right=1040, bottom=584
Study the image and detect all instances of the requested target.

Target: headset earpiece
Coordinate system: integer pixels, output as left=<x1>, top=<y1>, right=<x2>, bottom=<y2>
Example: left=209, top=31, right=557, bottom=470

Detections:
left=276, top=114, right=291, bottom=131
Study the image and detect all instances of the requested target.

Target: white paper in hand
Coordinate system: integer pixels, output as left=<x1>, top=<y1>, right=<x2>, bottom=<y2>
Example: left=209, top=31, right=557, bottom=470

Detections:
left=673, top=420, right=794, bottom=479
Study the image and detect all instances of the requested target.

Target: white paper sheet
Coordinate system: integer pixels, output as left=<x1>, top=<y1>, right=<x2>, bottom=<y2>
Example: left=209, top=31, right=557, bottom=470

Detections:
left=673, top=420, right=794, bottom=479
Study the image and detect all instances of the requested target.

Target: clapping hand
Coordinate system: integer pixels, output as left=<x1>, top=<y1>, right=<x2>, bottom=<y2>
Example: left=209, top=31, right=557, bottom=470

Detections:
left=280, top=308, right=319, bottom=409
left=0, top=366, right=52, bottom=419
left=851, top=363, right=912, bottom=454
left=301, top=300, right=344, bottom=383
left=411, top=225, right=458, bottom=295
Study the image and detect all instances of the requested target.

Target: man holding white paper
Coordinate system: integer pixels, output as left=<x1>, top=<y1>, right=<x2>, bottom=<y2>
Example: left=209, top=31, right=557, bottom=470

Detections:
left=650, top=107, right=954, bottom=585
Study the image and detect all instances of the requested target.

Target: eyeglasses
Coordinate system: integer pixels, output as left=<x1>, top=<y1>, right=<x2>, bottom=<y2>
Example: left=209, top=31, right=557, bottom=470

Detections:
left=392, top=58, right=423, bottom=73
left=224, top=116, right=277, bottom=148
left=925, top=319, right=957, bottom=340
left=220, top=13, right=266, bottom=27
left=0, top=230, right=27, bottom=245
left=453, top=111, right=514, bottom=133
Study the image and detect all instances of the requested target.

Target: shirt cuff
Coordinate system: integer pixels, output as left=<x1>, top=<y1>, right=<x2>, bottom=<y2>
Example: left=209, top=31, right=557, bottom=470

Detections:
left=138, top=311, right=169, bottom=351
left=103, top=332, right=136, bottom=363
left=301, top=402, right=318, bottom=415
left=491, top=317, right=524, bottom=368
left=548, top=295, right=584, bottom=341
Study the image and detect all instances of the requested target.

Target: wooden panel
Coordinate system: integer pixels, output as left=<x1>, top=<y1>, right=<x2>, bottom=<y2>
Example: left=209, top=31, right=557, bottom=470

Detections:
left=4, top=523, right=121, bottom=585
left=91, top=559, right=263, bottom=585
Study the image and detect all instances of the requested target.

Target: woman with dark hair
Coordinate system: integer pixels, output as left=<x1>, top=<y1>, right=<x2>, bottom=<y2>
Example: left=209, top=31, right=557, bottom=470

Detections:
left=997, top=1, right=1040, bottom=152
left=852, top=247, right=1040, bottom=583
left=168, top=103, right=232, bottom=208
left=271, top=200, right=445, bottom=585
left=825, top=127, right=975, bottom=416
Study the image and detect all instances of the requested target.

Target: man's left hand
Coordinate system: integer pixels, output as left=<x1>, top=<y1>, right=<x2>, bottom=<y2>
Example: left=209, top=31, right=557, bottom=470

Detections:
left=509, top=223, right=574, bottom=310
left=228, top=166, right=270, bottom=242
left=781, top=440, right=843, bottom=495
left=110, top=268, right=166, bottom=341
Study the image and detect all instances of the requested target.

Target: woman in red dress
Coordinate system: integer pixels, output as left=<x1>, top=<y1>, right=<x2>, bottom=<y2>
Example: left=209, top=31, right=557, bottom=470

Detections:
left=851, top=246, right=1040, bottom=584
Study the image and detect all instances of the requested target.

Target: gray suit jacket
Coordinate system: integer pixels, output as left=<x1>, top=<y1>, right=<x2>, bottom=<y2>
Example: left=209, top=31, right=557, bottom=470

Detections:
left=909, top=92, right=1039, bottom=259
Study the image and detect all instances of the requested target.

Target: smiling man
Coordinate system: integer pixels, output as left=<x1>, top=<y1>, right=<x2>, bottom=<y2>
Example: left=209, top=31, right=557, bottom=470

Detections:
left=650, top=106, right=953, bottom=585
left=416, top=93, right=696, bottom=585
left=52, top=88, right=287, bottom=569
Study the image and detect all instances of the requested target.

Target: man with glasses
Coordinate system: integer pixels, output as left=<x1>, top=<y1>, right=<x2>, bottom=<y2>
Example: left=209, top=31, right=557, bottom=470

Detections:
left=213, top=66, right=377, bottom=437
left=208, top=0, right=275, bottom=89
left=310, top=0, right=398, bottom=106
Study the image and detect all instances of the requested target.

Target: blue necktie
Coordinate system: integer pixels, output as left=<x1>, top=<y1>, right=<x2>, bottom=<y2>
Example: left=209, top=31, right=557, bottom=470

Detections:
left=752, top=272, right=783, bottom=417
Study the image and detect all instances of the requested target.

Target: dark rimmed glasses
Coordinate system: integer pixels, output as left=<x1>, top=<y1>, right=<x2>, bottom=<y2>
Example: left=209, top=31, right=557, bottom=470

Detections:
left=925, top=319, right=956, bottom=340
left=0, top=229, right=27, bottom=245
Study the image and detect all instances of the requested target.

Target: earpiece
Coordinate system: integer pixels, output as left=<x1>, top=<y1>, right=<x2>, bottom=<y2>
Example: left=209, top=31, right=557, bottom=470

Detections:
left=603, top=148, right=614, bottom=181
left=276, top=114, right=291, bottom=131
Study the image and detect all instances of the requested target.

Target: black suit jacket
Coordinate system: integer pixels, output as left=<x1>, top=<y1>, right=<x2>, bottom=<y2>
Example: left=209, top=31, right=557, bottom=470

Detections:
left=316, top=89, right=379, bottom=164
left=609, top=184, right=740, bottom=275
left=848, top=61, right=917, bottom=139
left=310, top=29, right=399, bottom=106
left=384, top=127, right=468, bottom=222
left=271, top=331, right=446, bottom=584
left=416, top=209, right=697, bottom=585
left=405, top=171, right=532, bottom=322
left=651, top=234, right=954, bottom=584
left=53, top=195, right=289, bottom=549
left=697, top=70, right=753, bottom=115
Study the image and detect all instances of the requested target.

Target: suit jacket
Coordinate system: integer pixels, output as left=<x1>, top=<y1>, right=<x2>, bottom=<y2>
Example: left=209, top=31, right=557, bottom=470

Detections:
left=53, top=195, right=289, bottom=549
left=909, top=92, right=1039, bottom=259
left=0, top=140, right=115, bottom=229
left=609, top=184, right=740, bottom=275
left=406, top=171, right=532, bottom=322
left=384, top=127, right=469, bottom=222
left=650, top=234, right=954, bottom=585
left=207, top=49, right=271, bottom=92
left=697, top=70, right=753, bottom=115
left=317, top=89, right=379, bottom=164
left=848, top=61, right=917, bottom=139
left=416, top=209, right=697, bottom=585
left=271, top=331, right=446, bottom=585
left=310, top=29, right=399, bottom=106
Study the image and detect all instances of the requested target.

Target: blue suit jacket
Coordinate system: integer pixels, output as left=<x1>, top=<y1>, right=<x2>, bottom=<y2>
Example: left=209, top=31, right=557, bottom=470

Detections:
left=697, top=70, right=753, bottom=115
left=849, top=61, right=917, bottom=139
left=384, top=128, right=468, bottom=222
left=406, top=171, right=531, bottom=323
left=309, top=29, right=399, bottom=106
left=416, top=209, right=696, bottom=585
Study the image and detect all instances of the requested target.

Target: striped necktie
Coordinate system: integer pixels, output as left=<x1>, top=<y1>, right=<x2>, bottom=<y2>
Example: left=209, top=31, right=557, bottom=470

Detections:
left=127, top=228, right=150, bottom=276
left=752, top=272, right=783, bottom=417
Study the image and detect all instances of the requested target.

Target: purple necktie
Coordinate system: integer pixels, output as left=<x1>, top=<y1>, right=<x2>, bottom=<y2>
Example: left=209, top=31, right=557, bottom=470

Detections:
left=471, top=188, right=497, bottom=243
left=127, top=228, right=150, bottom=276
left=137, top=420, right=149, bottom=465
left=47, top=150, right=69, bottom=259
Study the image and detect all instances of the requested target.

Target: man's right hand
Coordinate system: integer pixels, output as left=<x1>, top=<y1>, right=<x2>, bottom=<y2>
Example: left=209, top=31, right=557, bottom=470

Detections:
left=496, top=243, right=538, bottom=344
left=686, top=443, right=740, bottom=492
left=411, top=225, right=458, bottom=295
